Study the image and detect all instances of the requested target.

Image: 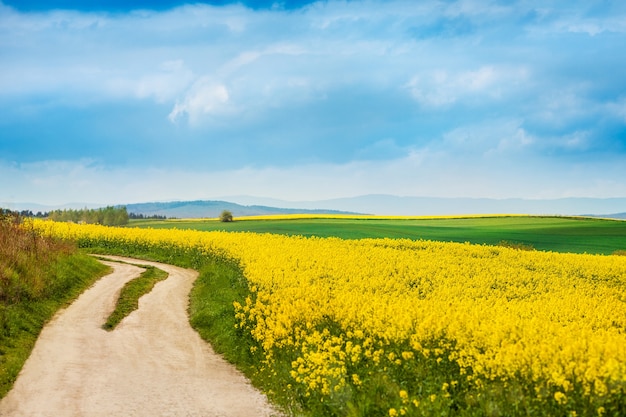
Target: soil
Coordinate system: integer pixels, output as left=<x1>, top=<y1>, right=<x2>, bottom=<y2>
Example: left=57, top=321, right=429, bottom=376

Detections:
left=0, top=256, right=280, bottom=417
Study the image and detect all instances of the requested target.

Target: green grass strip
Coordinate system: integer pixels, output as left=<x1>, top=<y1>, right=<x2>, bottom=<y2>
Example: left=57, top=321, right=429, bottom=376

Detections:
left=189, top=259, right=254, bottom=367
left=102, top=265, right=168, bottom=331
left=188, top=258, right=297, bottom=415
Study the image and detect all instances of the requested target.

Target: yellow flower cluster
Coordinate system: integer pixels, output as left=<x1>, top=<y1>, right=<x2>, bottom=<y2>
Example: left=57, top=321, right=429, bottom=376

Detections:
left=227, top=234, right=626, bottom=400
left=31, top=219, right=626, bottom=402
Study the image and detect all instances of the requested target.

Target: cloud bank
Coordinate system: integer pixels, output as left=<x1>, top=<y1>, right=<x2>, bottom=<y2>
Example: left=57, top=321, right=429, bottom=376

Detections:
left=1, top=0, right=625, bottom=205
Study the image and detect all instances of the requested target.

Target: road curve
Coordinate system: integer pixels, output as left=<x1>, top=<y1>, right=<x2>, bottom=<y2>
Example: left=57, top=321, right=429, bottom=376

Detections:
left=0, top=255, right=279, bottom=417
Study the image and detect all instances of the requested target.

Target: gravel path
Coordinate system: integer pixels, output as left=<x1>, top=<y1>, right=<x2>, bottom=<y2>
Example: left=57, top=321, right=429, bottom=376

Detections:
left=0, top=256, right=279, bottom=417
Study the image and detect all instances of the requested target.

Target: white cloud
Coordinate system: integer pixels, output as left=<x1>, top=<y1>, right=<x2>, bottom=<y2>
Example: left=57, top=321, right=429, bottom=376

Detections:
left=442, top=0, right=511, bottom=18
left=556, top=16, right=626, bottom=36
left=0, top=4, right=240, bottom=99
left=3, top=152, right=626, bottom=208
left=104, top=60, right=194, bottom=103
left=406, top=66, right=528, bottom=107
left=0, top=1, right=529, bottom=106
left=530, top=87, right=601, bottom=130
left=168, top=78, right=230, bottom=124
left=440, top=119, right=533, bottom=156
left=355, top=138, right=412, bottom=160
left=606, top=97, right=626, bottom=122
left=488, top=127, right=536, bottom=156
left=2, top=0, right=626, bottom=205
left=560, top=130, right=592, bottom=151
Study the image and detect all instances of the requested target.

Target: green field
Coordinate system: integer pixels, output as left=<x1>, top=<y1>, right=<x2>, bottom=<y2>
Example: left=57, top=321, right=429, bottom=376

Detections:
left=130, top=216, right=626, bottom=255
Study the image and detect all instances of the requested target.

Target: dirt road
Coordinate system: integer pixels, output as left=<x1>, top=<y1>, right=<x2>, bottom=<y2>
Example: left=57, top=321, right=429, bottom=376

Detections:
left=0, top=256, right=280, bottom=417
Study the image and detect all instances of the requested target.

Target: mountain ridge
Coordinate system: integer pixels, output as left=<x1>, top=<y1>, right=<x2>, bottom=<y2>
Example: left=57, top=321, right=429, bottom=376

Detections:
left=220, top=195, right=626, bottom=218
left=3, top=195, right=626, bottom=219
left=124, top=200, right=361, bottom=218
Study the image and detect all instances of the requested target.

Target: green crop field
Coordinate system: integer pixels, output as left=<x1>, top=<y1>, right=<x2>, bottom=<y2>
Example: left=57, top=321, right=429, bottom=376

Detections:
left=129, top=216, right=626, bottom=255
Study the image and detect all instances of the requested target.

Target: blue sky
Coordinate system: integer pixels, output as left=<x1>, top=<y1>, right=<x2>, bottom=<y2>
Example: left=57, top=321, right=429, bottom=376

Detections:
left=1, top=0, right=626, bottom=206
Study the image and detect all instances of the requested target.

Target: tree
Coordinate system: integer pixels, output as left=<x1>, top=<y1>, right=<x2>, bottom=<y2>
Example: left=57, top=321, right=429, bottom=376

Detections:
left=219, top=210, right=233, bottom=222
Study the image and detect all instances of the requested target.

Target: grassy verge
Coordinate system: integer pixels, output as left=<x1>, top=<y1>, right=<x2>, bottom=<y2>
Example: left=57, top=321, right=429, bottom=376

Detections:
left=102, top=265, right=168, bottom=331
left=188, top=260, right=247, bottom=361
left=188, top=257, right=298, bottom=415
left=0, top=252, right=109, bottom=398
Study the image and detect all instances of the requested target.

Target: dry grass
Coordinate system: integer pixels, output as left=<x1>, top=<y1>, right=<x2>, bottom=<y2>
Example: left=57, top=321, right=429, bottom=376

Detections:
left=0, top=212, right=74, bottom=303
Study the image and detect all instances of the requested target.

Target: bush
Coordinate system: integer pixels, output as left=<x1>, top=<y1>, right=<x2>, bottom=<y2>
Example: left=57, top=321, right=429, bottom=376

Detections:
left=220, top=210, right=234, bottom=222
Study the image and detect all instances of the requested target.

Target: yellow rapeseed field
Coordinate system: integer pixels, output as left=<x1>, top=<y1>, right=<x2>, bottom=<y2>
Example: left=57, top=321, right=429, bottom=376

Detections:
left=31, top=219, right=626, bottom=414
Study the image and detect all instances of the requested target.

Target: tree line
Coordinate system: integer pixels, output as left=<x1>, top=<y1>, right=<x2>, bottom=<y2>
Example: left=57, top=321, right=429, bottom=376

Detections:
left=1, top=207, right=171, bottom=225
left=1, top=209, right=48, bottom=219
left=128, top=213, right=168, bottom=220
left=47, top=206, right=130, bottom=226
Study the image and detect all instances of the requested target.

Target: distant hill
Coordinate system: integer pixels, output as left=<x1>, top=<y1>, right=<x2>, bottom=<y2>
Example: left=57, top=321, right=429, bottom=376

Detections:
left=124, top=200, right=360, bottom=218
left=585, top=212, right=626, bottom=220
left=4, top=195, right=626, bottom=219
left=221, top=195, right=626, bottom=218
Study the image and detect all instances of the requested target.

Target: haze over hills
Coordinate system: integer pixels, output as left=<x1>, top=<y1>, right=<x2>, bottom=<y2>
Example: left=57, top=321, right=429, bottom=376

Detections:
left=217, top=195, right=626, bottom=219
left=124, top=200, right=360, bottom=218
left=3, top=195, right=626, bottom=219
left=221, top=195, right=626, bottom=217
